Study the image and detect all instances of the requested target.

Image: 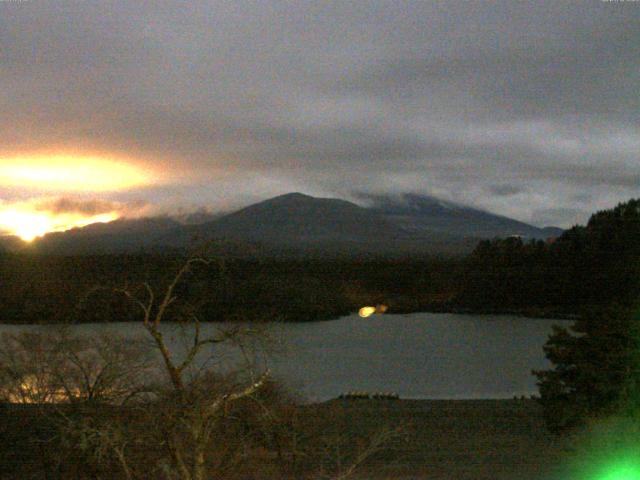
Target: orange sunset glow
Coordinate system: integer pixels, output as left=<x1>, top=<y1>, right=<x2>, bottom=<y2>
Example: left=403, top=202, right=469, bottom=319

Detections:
left=0, top=205, right=120, bottom=242
left=0, top=154, right=154, bottom=240
left=0, top=154, right=153, bottom=192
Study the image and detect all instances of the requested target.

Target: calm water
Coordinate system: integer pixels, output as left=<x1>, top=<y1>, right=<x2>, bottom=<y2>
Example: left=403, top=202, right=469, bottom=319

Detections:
left=0, top=313, right=569, bottom=402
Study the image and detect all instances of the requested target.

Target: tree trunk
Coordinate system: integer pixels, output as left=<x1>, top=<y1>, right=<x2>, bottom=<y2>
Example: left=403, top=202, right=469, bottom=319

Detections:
left=193, top=448, right=207, bottom=480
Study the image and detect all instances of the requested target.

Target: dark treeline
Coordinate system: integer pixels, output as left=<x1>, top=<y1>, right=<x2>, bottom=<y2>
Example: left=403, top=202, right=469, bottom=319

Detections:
left=457, top=198, right=640, bottom=316
left=1, top=198, right=638, bottom=324
left=0, top=253, right=462, bottom=324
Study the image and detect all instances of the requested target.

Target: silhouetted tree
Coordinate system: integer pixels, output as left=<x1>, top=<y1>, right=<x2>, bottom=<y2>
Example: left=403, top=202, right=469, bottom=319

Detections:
left=534, top=303, right=640, bottom=432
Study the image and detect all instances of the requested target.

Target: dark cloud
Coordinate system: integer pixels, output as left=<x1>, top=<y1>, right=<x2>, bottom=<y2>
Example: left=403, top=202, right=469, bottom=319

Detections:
left=489, top=184, right=526, bottom=197
left=35, top=198, right=144, bottom=216
left=1, top=1, right=639, bottom=227
left=338, top=26, right=640, bottom=119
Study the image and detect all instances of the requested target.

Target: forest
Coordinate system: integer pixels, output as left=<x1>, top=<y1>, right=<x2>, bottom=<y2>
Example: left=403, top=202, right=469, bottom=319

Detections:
left=458, top=198, right=640, bottom=314
left=0, top=198, right=638, bottom=325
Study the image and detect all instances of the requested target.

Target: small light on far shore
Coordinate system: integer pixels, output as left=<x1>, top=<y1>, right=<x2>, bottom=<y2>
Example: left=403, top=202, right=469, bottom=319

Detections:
left=358, top=304, right=388, bottom=318
left=358, top=306, right=376, bottom=318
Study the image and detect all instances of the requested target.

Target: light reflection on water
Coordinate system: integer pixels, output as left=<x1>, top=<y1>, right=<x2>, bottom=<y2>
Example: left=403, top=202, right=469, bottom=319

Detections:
left=0, top=313, right=569, bottom=402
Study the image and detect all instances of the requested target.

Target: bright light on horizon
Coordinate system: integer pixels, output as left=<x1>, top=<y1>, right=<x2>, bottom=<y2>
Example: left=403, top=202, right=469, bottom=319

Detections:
left=0, top=153, right=154, bottom=240
left=0, top=206, right=120, bottom=242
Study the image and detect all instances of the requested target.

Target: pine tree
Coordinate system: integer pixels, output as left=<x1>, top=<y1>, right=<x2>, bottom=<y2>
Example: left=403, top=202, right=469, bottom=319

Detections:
left=534, top=303, right=640, bottom=432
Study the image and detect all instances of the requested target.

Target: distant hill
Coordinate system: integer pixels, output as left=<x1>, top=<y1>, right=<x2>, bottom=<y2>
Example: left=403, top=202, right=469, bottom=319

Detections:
left=32, top=217, right=181, bottom=254
left=187, top=192, right=402, bottom=243
left=364, top=193, right=563, bottom=240
left=18, top=192, right=562, bottom=255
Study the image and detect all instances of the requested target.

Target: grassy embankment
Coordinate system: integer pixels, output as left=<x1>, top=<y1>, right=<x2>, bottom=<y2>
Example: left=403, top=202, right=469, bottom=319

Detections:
left=304, top=399, right=570, bottom=480
left=0, top=399, right=575, bottom=479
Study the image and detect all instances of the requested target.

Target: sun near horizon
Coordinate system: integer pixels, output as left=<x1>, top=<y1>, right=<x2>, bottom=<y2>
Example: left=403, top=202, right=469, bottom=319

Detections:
left=0, top=207, right=120, bottom=242
left=0, top=154, right=156, bottom=241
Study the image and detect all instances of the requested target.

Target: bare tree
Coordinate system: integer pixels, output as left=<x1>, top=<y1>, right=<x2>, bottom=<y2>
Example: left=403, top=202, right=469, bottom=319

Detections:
left=109, top=256, right=270, bottom=480
left=0, top=255, right=400, bottom=480
left=0, top=328, right=151, bottom=405
left=0, top=327, right=154, bottom=479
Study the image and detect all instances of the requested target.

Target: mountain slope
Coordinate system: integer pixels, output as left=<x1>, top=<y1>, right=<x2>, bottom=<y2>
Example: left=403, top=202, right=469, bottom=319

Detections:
left=188, top=192, right=402, bottom=244
left=33, top=217, right=181, bottom=254
left=19, top=192, right=563, bottom=255
left=365, top=193, right=561, bottom=240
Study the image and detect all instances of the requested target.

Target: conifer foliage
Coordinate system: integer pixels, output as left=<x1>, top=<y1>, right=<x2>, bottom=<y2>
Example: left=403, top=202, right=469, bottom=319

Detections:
left=534, top=304, right=640, bottom=432
left=532, top=199, right=640, bottom=431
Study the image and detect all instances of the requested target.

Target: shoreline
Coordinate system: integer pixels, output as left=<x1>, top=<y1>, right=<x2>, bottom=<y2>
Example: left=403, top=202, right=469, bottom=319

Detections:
left=0, top=308, right=577, bottom=326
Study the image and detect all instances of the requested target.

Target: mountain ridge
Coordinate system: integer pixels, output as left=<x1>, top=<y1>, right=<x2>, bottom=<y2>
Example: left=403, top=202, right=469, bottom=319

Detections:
left=6, top=192, right=562, bottom=255
left=362, top=193, right=563, bottom=239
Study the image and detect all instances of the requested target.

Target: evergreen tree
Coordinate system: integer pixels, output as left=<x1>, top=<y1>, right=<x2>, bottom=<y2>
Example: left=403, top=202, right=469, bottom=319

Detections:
left=534, top=303, right=640, bottom=432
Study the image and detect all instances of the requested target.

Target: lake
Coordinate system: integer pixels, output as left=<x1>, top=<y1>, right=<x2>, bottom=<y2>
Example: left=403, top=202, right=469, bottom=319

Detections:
left=0, top=313, right=569, bottom=402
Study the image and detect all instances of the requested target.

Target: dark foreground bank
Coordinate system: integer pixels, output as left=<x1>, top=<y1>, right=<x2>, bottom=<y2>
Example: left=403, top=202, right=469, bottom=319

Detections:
left=1, top=399, right=575, bottom=480
left=308, top=399, right=570, bottom=480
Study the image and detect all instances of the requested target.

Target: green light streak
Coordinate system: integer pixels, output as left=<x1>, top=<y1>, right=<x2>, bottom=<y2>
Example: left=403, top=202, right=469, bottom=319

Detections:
left=595, top=460, right=640, bottom=480
left=561, top=414, right=640, bottom=480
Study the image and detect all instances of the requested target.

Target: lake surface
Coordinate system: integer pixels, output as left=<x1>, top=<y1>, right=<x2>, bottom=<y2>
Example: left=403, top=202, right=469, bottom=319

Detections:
left=0, top=313, right=570, bottom=402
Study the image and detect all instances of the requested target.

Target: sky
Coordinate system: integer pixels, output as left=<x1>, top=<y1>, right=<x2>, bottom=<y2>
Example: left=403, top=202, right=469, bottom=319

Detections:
left=1, top=0, right=639, bottom=239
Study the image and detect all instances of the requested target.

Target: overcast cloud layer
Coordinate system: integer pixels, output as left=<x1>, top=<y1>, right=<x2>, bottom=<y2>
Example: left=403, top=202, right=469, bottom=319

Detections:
left=2, top=1, right=639, bottom=227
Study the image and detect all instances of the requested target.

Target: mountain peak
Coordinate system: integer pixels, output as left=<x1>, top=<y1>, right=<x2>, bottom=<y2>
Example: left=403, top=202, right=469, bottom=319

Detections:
left=266, top=192, right=317, bottom=204
left=249, top=192, right=360, bottom=211
left=276, top=192, right=313, bottom=200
